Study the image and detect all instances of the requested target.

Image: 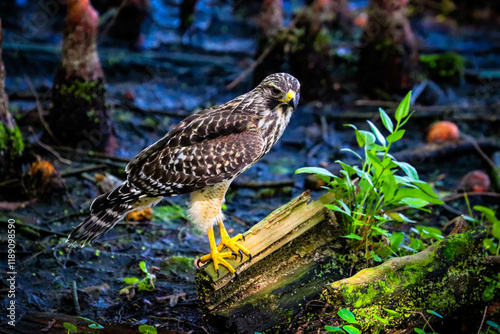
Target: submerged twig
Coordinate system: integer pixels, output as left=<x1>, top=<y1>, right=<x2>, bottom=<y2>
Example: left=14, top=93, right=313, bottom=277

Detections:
left=71, top=280, right=81, bottom=314
left=24, top=75, right=58, bottom=143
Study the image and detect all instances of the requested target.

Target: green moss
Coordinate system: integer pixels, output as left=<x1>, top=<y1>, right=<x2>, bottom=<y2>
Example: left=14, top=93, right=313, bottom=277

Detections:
left=61, top=80, right=101, bottom=103
left=441, top=234, right=470, bottom=260
left=322, top=230, right=487, bottom=331
left=419, top=52, right=465, bottom=85
left=0, top=122, right=24, bottom=156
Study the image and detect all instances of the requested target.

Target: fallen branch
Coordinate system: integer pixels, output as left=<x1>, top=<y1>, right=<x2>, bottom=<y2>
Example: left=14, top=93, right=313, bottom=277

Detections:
left=196, top=191, right=345, bottom=333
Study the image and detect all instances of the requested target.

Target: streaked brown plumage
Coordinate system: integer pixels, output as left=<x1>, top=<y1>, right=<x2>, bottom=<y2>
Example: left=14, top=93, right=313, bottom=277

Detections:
left=68, top=73, right=300, bottom=275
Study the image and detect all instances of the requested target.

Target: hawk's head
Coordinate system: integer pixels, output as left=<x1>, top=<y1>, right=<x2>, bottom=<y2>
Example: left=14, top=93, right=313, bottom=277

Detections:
left=257, top=73, right=300, bottom=112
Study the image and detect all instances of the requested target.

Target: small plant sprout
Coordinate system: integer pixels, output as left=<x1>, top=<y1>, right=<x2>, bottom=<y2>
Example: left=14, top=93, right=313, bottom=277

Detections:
left=63, top=322, right=77, bottom=334
left=297, top=92, right=443, bottom=263
left=138, top=324, right=158, bottom=334
left=77, top=316, right=104, bottom=334
left=486, top=320, right=499, bottom=334
left=121, top=261, right=156, bottom=296
left=324, top=309, right=361, bottom=334
left=474, top=205, right=500, bottom=256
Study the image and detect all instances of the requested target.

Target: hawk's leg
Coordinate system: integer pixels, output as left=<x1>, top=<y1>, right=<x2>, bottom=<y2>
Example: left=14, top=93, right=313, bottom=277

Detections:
left=216, top=218, right=251, bottom=261
left=198, top=226, right=237, bottom=276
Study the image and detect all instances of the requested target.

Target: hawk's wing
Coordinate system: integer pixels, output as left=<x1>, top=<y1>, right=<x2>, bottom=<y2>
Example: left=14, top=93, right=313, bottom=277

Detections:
left=125, top=98, right=264, bottom=196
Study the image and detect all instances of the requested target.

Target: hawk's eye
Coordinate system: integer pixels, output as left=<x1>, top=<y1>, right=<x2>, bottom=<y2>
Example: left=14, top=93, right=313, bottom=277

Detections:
left=270, top=86, right=281, bottom=97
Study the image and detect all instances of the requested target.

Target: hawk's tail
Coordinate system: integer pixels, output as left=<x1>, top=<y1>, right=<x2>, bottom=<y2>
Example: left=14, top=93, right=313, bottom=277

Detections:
left=67, top=182, right=140, bottom=246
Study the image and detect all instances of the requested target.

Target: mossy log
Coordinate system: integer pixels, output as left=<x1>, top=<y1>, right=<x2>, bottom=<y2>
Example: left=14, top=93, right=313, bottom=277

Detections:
left=196, top=191, right=349, bottom=334
left=318, top=228, right=500, bottom=333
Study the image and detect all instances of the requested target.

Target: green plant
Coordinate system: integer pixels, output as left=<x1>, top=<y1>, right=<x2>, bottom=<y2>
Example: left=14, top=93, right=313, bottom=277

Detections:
left=485, top=320, right=500, bottom=334
left=474, top=205, right=500, bottom=255
left=77, top=316, right=104, bottom=334
left=122, top=261, right=156, bottom=292
left=482, top=272, right=500, bottom=303
left=325, top=309, right=361, bottom=334
left=138, top=324, right=157, bottom=334
left=297, top=92, right=443, bottom=263
left=63, top=322, right=77, bottom=334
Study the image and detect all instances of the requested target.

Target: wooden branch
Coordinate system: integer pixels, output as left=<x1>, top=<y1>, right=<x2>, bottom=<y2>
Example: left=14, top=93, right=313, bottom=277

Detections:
left=393, top=139, right=500, bottom=163
left=196, top=191, right=346, bottom=332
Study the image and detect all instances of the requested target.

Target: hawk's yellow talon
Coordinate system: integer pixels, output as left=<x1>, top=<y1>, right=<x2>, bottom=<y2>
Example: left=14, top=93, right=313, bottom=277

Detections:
left=197, top=227, right=237, bottom=275
left=216, top=220, right=251, bottom=261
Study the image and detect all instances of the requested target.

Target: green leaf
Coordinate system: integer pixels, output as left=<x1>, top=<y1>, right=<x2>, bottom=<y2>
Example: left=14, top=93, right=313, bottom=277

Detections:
left=138, top=324, right=158, bottom=334
left=139, top=261, right=148, bottom=273
left=426, top=310, right=443, bottom=318
left=389, top=232, right=404, bottom=250
left=379, top=108, right=394, bottom=133
left=358, top=130, right=376, bottom=146
left=325, top=204, right=349, bottom=215
left=413, top=180, right=440, bottom=198
left=474, top=205, right=500, bottom=225
left=325, top=325, right=345, bottom=333
left=394, top=188, right=443, bottom=205
left=383, top=308, right=402, bottom=317
left=414, top=329, right=425, bottom=334
left=296, top=167, right=335, bottom=178
left=340, top=148, right=363, bottom=160
left=373, top=314, right=389, bottom=325
left=493, top=224, right=500, bottom=241
left=123, top=277, right=140, bottom=285
left=77, top=316, right=104, bottom=329
left=371, top=226, right=389, bottom=237
left=342, top=233, right=363, bottom=240
left=370, top=250, right=382, bottom=262
left=386, top=129, right=406, bottom=144
left=338, top=309, right=357, bottom=324
left=486, top=320, right=498, bottom=329
left=337, top=161, right=357, bottom=177
left=138, top=277, right=155, bottom=291
left=342, top=325, right=361, bottom=334
left=483, top=238, right=496, bottom=253
left=63, top=322, right=78, bottom=333
left=415, top=226, right=444, bottom=240
left=385, top=212, right=415, bottom=223
left=77, top=316, right=100, bottom=325
left=400, top=110, right=416, bottom=127
left=354, top=129, right=365, bottom=147
left=395, top=91, right=412, bottom=123
left=89, top=324, right=104, bottom=329
left=394, top=161, right=419, bottom=181
left=401, top=198, right=429, bottom=208
left=337, top=200, right=352, bottom=215
left=382, top=172, right=398, bottom=202
left=367, top=120, right=387, bottom=146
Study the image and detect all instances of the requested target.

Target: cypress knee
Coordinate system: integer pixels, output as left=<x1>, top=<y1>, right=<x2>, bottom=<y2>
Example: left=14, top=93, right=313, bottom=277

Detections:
left=0, top=19, right=24, bottom=182
left=358, top=0, right=417, bottom=98
left=49, top=0, right=112, bottom=151
left=252, top=0, right=285, bottom=87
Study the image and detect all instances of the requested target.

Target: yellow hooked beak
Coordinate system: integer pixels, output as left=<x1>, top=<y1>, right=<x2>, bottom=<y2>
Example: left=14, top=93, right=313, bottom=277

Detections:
left=279, top=90, right=298, bottom=109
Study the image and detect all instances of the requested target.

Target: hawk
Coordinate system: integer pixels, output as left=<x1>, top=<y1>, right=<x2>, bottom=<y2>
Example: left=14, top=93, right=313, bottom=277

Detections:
left=68, top=73, right=300, bottom=275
